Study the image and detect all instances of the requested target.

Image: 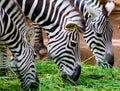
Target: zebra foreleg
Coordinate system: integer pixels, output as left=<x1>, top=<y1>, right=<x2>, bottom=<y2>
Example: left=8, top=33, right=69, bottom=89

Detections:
left=33, top=25, right=47, bottom=60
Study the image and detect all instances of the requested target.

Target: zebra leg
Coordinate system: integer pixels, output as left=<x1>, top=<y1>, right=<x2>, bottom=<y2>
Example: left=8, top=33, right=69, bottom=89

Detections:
left=33, top=24, right=47, bottom=59
left=0, top=45, right=8, bottom=76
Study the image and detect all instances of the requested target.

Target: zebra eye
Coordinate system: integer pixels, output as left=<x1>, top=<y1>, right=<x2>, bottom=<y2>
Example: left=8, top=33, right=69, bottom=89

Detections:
left=71, top=41, right=77, bottom=47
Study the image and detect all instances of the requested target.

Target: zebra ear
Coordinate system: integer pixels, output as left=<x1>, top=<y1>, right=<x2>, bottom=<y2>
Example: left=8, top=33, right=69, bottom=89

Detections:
left=65, top=22, right=78, bottom=31
left=105, top=1, right=115, bottom=16
left=85, top=3, right=99, bottom=18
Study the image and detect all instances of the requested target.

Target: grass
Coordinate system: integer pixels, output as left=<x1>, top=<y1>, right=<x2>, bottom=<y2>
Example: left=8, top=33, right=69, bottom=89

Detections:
left=1, top=60, right=120, bottom=91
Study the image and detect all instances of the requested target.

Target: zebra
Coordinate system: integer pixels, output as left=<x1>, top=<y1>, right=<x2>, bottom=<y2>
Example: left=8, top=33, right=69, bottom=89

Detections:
left=0, top=0, right=85, bottom=85
left=26, top=0, right=115, bottom=68
left=0, top=6, right=39, bottom=90
left=0, top=0, right=35, bottom=75
left=70, top=0, right=115, bottom=67
left=16, top=0, right=85, bottom=84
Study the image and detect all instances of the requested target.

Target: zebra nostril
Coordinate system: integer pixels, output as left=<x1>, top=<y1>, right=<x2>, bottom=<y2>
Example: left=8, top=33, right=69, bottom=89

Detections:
left=60, top=71, right=68, bottom=79
left=60, top=64, right=81, bottom=85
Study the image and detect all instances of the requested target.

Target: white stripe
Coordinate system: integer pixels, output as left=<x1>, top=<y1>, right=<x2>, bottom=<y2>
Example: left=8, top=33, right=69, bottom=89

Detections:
left=35, top=0, right=46, bottom=22
left=22, top=0, right=26, bottom=13
left=39, top=0, right=52, bottom=25
left=29, top=0, right=38, bottom=19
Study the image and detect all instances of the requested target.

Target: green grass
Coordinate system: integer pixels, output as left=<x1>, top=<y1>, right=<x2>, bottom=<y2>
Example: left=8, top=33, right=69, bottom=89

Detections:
left=1, top=60, right=120, bottom=91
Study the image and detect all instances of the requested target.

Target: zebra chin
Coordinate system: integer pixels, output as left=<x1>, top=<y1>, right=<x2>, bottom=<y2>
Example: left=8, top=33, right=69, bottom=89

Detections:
left=60, top=64, right=81, bottom=85
left=96, top=53, right=114, bottom=68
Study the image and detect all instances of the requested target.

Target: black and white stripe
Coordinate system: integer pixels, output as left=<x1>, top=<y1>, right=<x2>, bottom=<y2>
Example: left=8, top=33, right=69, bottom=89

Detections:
left=27, top=0, right=115, bottom=68
left=0, top=0, right=35, bottom=73
left=16, top=0, right=84, bottom=84
left=0, top=6, right=39, bottom=90
left=72, top=0, right=114, bottom=67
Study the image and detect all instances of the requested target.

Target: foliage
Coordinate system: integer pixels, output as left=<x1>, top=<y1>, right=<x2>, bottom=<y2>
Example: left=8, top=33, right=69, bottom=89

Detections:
left=0, top=60, right=120, bottom=91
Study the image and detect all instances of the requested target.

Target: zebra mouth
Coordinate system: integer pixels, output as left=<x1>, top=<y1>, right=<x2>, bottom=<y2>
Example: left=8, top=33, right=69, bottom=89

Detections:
left=60, top=64, right=81, bottom=85
left=96, top=54, right=114, bottom=68
left=60, top=71, right=80, bottom=85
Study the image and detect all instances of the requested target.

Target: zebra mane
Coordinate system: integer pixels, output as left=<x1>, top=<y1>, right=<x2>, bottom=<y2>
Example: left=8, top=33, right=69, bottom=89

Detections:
left=14, top=0, right=27, bottom=21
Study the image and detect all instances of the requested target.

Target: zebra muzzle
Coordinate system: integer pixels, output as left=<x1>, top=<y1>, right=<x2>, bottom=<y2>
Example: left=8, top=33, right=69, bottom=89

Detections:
left=60, top=64, right=81, bottom=85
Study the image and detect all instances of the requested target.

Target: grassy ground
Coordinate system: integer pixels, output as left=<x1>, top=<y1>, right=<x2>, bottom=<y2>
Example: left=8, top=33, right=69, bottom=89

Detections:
left=0, top=60, right=120, bottom=91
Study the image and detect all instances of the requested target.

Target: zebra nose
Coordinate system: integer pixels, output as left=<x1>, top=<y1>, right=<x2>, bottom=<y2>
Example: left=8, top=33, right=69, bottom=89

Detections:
left=105, top=53, right=114, bottom=68
left=60, top=64, right=81, bottom=85
left=70, top=64, right=81, bottom=85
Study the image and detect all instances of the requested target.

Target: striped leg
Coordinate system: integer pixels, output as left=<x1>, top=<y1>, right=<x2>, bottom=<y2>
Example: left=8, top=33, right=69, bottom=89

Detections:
left=33, top=24, right=47, bottom=60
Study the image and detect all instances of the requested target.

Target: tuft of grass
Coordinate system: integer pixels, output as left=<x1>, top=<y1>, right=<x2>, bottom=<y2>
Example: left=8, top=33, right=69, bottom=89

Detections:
left=1, top=60, right=120, bottom=91
left=0, top=78, right=22, bottom=91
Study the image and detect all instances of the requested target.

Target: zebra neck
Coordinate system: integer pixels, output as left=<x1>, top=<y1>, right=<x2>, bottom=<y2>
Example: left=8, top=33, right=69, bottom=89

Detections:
left=73, top=0, right=102, bottom=20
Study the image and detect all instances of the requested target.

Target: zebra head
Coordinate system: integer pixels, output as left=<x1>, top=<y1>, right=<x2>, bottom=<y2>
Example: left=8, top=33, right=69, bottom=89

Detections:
left=48, top=29, right=81, bottom=85
left=84, top=3, right=114, bottom=68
